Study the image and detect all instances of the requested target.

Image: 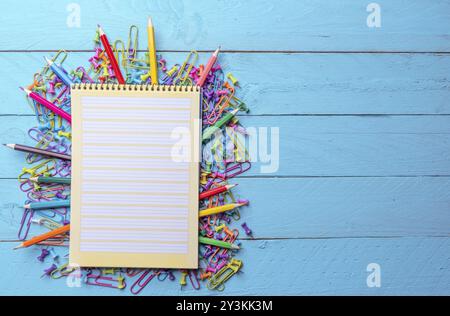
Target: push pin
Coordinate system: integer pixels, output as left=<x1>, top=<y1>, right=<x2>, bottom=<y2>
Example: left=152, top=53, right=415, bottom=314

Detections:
left=227, top=73, right=239, bottom=86
left=41, top=264, right=57, bottom=278
left=37, top=248, right=50, bottom=262
left=48, top=247, right=59, bottom=263
left=241, top=222, right=253, bottom=236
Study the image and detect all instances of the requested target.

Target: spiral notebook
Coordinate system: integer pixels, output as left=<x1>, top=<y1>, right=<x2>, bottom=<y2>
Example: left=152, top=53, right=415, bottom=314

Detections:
left=69, top=84, right=200, bottom=269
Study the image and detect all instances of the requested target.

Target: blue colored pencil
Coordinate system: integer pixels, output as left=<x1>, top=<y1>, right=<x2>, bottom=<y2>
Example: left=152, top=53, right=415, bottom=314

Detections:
left=24, top=200, right=70, bottom=210
left=45, top=57, right=74, bottom=87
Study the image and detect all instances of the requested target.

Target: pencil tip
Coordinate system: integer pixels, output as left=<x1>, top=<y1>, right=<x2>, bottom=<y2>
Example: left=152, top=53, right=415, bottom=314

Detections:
left=148, top=16, right=153, bottom=26
left=13, top=245, right=22, bottom=250
left=44, top=56, right=52, bottom=65
left=20, top=87, right=31, bottom=95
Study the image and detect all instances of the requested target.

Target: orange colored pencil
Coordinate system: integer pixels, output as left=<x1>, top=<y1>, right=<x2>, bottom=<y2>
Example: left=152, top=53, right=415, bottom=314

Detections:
left=13, top=224, right=70, bottom=249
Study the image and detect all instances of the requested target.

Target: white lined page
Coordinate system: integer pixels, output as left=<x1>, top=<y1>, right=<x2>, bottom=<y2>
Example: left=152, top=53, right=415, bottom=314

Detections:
left=77, top=96, right=194, bottom=255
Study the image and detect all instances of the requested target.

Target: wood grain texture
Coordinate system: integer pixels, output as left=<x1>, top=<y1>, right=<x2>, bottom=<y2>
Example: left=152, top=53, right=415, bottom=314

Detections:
left=1, top=52, right=450, bottom=115
left=1, top=0, right=450, bottom=296
left=1, top=116, right=450, bottom=178
left=0, top=238, right=448, bottom=295
left=1, top=177, right=450, bottom=241
left=1, top=0, right=450, bottom=52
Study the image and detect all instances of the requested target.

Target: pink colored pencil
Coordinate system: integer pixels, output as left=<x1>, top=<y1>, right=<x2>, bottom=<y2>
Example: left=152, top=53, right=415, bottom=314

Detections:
left=197, top=47, right=220, bottom=87
left=21, top=88, right=71, bottom=124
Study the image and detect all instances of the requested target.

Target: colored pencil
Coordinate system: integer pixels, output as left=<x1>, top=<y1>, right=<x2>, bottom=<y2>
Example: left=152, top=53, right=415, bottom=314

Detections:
left=98, top=25, right=125, bottom=84
left=44, top=57, right=74, bottom=86
left=4, top=143, right=71, bottom=161
left=199, top=184, right=237, bottom=200
left=30, top=176, right=71, bottom=185
left=14, top=224, right=70, bottom=249
left=197, top=47, right=220, bottom=87
left=199, top=236, right=240, bottom=250
left=20, top=87, right=72, bottom=124
left=202, top=108, right=239, bottom=142
left=24, top=200, right=70, bottom=210
left=199, top=203, right=245, bottom=217
left=147, top=17, right=158, bottom=84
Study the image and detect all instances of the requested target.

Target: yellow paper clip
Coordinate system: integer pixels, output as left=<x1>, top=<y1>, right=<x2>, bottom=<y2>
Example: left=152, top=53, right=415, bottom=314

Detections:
left=18, top=159, right=57, bottom=183
left=207, top=259, right=242, bottom=291
left=51, top=263, right=76, bottom=279
left=174, top=51, right=198, bottom=85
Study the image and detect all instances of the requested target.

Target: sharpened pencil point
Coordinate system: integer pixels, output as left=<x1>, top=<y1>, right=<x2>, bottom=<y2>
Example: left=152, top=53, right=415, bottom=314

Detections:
left=226, top=183, right=238, bottom=189
left=148, top=16, right=153, bottom=27
left=97, top=24, right=104, bottom=35
left=13, top=245, right=23, bottom=250
left=44, top=56, right=53, bottom=65
left=20, top=87, right=31, bottom=95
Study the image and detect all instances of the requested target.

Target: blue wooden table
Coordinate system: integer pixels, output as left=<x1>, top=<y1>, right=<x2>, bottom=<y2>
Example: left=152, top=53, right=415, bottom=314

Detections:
left=0, top=0, right=450, bottom=295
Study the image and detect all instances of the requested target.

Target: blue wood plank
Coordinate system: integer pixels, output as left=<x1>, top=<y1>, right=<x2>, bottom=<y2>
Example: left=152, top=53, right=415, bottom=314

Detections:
left=2, top=116, right=450, bottom=178
left=0, top=237, right=448, bottom=295
left=1, top=52, right=450, bottom=115
left=1, top=0, right=450, bottom=51
left=1, top=177, right=450, bottom=240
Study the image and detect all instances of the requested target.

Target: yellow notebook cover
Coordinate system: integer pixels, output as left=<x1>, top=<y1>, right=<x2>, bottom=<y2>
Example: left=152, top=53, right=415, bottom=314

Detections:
left=69, top=84, right=200, bottom=269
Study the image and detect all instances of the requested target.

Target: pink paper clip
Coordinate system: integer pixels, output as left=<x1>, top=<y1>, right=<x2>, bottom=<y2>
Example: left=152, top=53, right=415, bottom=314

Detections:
left=85, top=271, right=126, bottom=290
left=215, top=161, right=251, bottom=181
left=126, top=268, right=143, bottom=277
left=130, top=269, right=156, bottom=295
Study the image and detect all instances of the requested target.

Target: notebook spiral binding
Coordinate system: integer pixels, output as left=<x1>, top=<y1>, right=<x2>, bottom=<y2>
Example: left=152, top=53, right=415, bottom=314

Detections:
left=71, top=83, right=200, bottom=92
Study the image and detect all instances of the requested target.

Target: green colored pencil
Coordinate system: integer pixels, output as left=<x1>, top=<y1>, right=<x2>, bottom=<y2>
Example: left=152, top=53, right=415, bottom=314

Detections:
left=202, top=108, right=239, bottom=143
left=30, top=176, right=71, bottom=185
left=199, top=236, right=240, bottom=250
left=24, top=200, right=70, bottom=210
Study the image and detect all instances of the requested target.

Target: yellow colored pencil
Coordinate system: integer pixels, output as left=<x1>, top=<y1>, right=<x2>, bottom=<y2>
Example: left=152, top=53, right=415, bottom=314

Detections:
left=147, top=16, right=158, bottom=84
left=199, top=203, right=245, bottom=218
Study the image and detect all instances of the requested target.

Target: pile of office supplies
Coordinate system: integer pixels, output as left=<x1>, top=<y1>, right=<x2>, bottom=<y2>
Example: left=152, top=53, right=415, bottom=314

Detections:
left=8, top=23, right=252, bottom=293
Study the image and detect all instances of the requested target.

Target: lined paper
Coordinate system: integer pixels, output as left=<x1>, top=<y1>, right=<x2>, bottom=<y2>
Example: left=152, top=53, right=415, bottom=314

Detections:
left=70, top=86, right=199, bottom=269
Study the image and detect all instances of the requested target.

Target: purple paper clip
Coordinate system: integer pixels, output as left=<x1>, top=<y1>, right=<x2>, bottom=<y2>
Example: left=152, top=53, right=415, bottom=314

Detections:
left=18, top=208, right=34, bottom=240
left=187, top=270, right=201, bottom=290
left=216, top=161, right=251, bottom=181
left=130, top=269, right=156, bottom=295
left=157, top=269, right=176, bottom=282
left=85, top=270, right=126, bottom=290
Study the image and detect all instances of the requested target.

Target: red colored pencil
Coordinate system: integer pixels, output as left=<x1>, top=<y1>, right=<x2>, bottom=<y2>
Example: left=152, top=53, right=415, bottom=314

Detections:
left=21, top=87, right=71, bottom=124
left=97, top=25, right=125, bottom=84
left=197, top=47, right=220, bottom=87
left=199, top=184, right=237, bottom=200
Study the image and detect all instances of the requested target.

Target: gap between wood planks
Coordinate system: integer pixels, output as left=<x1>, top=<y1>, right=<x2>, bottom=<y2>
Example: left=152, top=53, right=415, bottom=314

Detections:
left=0, top=236, right=449, bottom=243
left=0, top=50, right=449, bottom=54
left=3, top=114, right=450, bottom=117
